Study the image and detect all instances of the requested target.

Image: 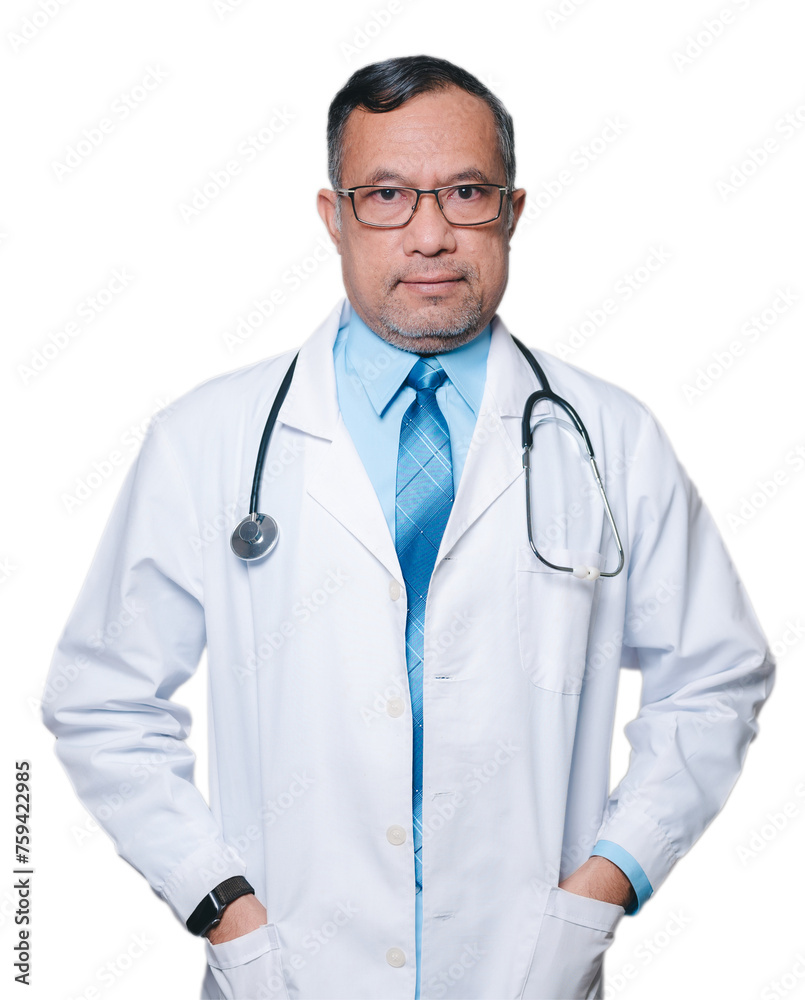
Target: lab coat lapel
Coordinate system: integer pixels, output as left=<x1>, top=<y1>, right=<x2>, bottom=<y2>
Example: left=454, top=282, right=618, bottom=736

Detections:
left=437, top=314, right=547, bottom=561
left=277, top=301, right=547, bottom=576
left=278, top=299, right=402, bottom=582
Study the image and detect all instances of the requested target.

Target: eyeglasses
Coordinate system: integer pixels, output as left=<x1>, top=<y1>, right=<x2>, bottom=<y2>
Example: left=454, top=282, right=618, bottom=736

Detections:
left=336, top=184, right=511, bottom=228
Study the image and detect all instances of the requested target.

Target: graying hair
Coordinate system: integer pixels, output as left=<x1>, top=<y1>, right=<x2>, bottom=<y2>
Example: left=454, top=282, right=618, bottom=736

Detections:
left=327, top=56, right=516, bottom=232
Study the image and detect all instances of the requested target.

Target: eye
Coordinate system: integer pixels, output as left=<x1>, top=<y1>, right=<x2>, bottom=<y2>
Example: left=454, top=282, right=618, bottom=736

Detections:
left=454, top=186, right=482, bottom=200
left=369, top=187, right=404, bottom=202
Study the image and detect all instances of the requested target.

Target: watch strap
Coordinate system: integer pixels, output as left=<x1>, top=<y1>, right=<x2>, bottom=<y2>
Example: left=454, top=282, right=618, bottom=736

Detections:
left=186, top=875, right=255, bottom=936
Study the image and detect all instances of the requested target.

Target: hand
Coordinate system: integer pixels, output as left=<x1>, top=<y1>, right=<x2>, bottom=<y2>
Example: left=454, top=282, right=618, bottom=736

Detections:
left=205, top=893, right=268, bottom=946
left=558, top=856, right=636, bottom=911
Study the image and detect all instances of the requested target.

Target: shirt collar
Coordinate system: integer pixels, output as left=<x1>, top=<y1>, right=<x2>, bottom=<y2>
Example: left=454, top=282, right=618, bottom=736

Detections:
left=343, top=306, right=491, bottom=418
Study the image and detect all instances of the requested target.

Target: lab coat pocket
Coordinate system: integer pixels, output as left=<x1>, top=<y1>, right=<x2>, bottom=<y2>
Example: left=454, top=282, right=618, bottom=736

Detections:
left=522, top=887, right=624, bottom=999
left=516, top=547, right=601, bottom=694
left=205, top=923, right=290, bottom=1000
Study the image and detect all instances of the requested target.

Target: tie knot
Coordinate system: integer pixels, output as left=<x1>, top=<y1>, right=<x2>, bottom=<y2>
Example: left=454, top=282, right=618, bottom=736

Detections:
left=406, top=356, right=447, bottom=393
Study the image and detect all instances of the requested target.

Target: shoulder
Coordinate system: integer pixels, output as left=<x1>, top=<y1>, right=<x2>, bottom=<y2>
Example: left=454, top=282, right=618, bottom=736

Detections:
left=146, top=347, right=299, bottom=443
left=517, top=343, right=656, bottom=429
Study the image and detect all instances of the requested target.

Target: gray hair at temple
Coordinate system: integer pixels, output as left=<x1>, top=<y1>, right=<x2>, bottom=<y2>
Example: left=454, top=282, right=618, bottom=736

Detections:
left=326, top=55, right=517, bottom=231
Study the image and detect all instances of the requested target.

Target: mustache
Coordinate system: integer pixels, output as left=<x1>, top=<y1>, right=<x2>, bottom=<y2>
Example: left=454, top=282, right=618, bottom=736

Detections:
left=389, top=262, right=478, bottom=284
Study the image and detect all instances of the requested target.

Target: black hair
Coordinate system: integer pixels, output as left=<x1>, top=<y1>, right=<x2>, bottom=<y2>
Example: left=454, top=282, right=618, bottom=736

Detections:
left=326, top=55, right=516, bottom=191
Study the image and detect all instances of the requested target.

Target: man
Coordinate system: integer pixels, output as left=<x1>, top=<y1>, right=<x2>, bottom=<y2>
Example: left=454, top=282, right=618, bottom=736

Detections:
left=42, top=55, right=774, bottom=999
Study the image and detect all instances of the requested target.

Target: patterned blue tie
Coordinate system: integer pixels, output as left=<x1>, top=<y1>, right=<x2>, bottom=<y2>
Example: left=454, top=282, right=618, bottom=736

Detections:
left=395, top=356, right=454, bottom=896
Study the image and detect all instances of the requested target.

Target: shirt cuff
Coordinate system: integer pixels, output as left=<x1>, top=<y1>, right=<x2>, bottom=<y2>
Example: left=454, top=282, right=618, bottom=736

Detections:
left=590, top=839, right=653, bottom=914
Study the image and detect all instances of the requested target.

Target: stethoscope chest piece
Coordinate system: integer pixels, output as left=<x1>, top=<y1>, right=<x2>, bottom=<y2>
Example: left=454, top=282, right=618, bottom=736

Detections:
left=230, top=513, right=279, bottom=561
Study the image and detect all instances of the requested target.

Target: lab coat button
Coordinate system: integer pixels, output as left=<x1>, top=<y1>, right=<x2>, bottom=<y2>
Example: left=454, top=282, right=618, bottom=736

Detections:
left=386, top=697, right=404, bottom=717
left=386, top=825, right=406, bottom=845
left=386, top=947, right=406, bottom=967
left=388, top=579, right=402, bottom=601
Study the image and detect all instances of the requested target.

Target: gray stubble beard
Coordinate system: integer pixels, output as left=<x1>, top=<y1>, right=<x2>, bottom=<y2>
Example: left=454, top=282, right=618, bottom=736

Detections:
left=375, top=283, right=485, bottom=353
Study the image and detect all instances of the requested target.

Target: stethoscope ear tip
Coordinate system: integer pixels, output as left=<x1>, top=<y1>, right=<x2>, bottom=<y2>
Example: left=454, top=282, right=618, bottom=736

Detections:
left=572, top=565, right=600, bottom=581
left=230, top=513, right=279, bottom=561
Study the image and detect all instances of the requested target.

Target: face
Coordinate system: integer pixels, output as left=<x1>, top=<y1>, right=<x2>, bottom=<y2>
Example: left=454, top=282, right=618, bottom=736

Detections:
left=318, top=86, right=526, bottom=354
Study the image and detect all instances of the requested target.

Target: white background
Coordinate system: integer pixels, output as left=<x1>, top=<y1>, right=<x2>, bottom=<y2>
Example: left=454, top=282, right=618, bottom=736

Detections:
left=2, top=0, right=804, bottom=998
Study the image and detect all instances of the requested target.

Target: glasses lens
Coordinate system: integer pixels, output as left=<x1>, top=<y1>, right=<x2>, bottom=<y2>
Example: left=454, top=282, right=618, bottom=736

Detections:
left=353, top=187, right=418, bottom=225
left=351, top=185, right=504, bottom=225
left=439, top=185, right=502, bottom=224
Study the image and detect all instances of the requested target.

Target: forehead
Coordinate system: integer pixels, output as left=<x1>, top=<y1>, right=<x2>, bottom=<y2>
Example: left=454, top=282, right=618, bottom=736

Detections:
left=339, top=85, right=503, bottom=184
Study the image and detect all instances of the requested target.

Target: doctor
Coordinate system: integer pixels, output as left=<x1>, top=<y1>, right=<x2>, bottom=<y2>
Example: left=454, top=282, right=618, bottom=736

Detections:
left=43, top=55, right=774, bottom=999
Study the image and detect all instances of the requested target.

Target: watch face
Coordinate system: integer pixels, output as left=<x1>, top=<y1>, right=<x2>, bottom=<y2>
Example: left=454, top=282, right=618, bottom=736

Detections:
left=187, top=892, right=223, bottom=936
left=188, top=878, right=254, bottom=935
left=206, top=894, right=225, bottom=931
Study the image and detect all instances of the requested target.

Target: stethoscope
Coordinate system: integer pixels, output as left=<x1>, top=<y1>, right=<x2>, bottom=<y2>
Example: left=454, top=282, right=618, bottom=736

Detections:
left=231, top=337, right=625, bottom=580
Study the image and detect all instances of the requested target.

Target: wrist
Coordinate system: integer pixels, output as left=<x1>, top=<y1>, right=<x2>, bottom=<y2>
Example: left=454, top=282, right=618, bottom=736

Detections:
left=205, top=894, right=268, bottom=946
left=186, top=876, right=255, bottom=937
left=560, top=856, right=636, bottom=910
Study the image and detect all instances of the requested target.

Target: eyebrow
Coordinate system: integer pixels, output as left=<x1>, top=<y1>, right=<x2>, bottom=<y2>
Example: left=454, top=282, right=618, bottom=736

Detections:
left=362, top=166, right=494, bottom=186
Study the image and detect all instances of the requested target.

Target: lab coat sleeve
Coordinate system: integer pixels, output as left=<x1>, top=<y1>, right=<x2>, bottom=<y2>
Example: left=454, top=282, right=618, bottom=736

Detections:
left=593, top=401, right=775, bottom=898
left=41, top=415, right=247, bottom=925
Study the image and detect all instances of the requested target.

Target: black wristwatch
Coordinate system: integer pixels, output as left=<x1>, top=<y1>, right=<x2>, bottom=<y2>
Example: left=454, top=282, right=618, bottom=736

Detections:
left=186, top=876, right=255, bottom=937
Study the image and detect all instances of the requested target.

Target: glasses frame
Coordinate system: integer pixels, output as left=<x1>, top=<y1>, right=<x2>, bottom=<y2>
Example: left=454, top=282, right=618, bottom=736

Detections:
left=335, top=183, right=512, bottom=228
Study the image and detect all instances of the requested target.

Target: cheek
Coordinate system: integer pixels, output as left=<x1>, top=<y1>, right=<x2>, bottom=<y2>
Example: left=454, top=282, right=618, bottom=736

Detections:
left=344, top=235, right=396, bottom=284
left=470, top=244, right=508, bottom=286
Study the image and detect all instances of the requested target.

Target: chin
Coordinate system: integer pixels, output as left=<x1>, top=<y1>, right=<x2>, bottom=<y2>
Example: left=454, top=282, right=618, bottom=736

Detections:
left=379, top=297, right=485, bottom=345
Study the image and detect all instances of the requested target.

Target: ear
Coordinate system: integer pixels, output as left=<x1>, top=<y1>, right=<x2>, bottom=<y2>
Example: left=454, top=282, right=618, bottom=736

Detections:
left=507, top=187, right=527, bottom=240
left=317, top=189, right=343, bottom=253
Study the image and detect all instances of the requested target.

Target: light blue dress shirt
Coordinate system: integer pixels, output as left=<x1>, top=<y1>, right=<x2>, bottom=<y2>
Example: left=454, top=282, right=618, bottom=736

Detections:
left=332, top=307, right=651, bottom=995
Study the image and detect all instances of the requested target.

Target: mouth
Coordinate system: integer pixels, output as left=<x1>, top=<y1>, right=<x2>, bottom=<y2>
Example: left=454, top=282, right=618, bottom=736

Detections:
left=398, top=276, right=464, bottom=294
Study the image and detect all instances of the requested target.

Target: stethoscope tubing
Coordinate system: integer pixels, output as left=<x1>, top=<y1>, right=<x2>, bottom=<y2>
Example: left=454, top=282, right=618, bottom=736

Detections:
left=511, top=335, right=624, bottom=578
left=234, top=334, right=625, bottom=578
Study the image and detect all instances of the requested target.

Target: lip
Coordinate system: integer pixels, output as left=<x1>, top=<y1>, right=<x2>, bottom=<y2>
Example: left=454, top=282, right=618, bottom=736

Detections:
left=399, top=276, right=463, bottom=292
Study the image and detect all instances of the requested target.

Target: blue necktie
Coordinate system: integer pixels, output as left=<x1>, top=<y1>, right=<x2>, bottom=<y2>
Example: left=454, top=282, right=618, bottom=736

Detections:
left=395, top=357, right=454, bottom=895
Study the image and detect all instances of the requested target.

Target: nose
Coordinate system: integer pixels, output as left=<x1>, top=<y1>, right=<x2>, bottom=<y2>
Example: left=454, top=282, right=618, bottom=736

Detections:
left=402, top=191, right=457, bottom=256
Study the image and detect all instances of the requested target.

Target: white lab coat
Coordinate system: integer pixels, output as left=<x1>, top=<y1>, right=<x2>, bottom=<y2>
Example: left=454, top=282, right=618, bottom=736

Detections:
left=42, top=298, right=774, bottom=1000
